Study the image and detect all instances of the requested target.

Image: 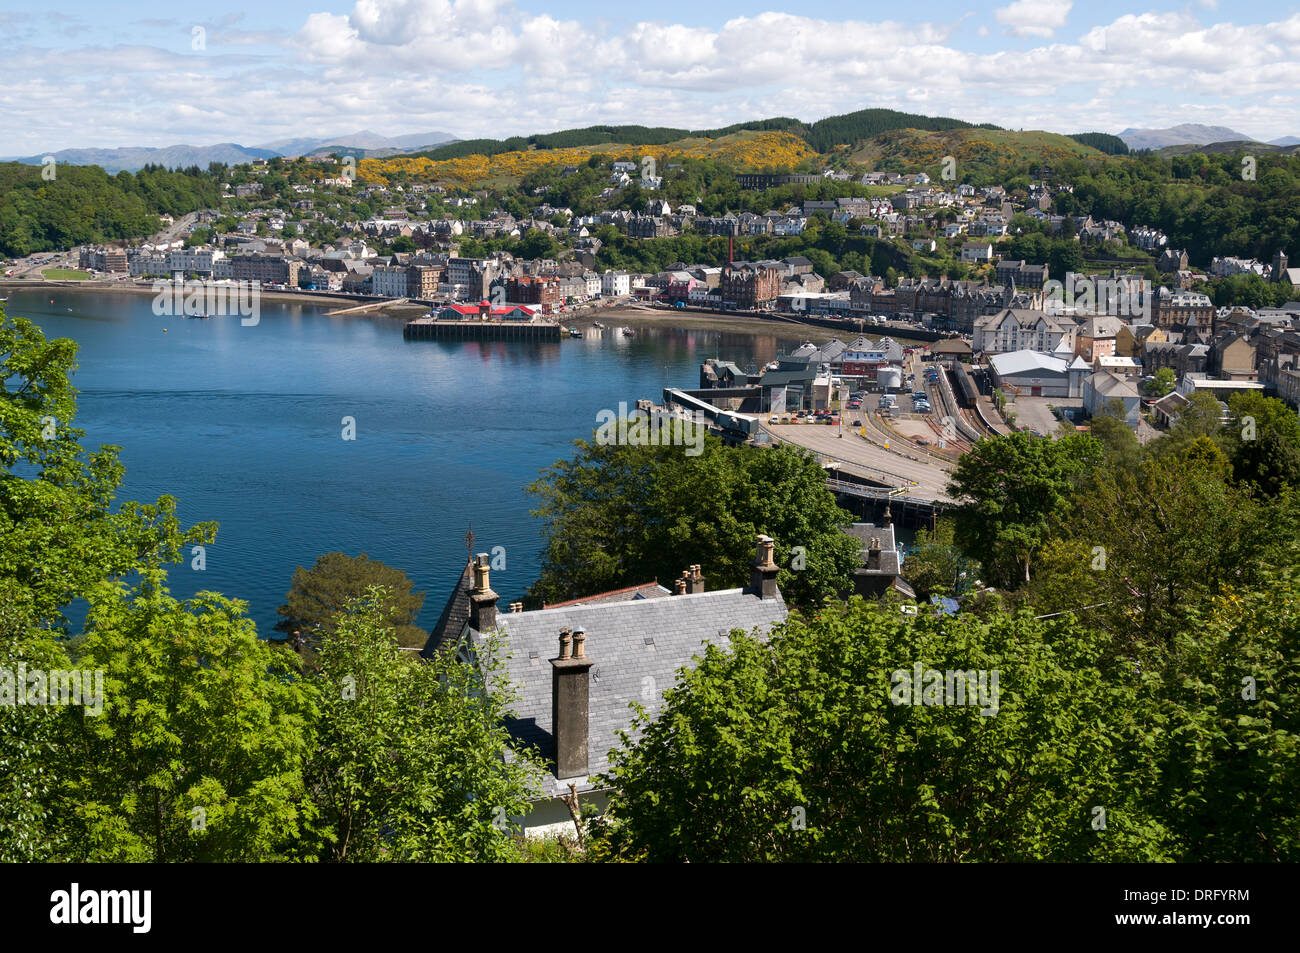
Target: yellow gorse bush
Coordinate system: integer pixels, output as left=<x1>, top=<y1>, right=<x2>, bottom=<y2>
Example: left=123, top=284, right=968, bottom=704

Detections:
left=357, top=132, right=816, bottom=187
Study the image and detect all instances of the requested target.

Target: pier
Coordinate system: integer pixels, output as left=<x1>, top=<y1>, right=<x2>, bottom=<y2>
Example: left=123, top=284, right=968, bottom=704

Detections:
left=403, top=318, right=563, bottom=342
left=327, top=297, right=408, bottom=315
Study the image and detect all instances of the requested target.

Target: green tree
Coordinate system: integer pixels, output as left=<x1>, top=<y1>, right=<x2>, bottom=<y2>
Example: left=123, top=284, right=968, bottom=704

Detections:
left=1063, top=450, right=1261, bottom=649
left=49, top=573, right=318, bottom=861
left=1220, top=392, right=1300, bottom=496
left=1147, top=565, right=1300, bottom=860
left=901, top=519, right=975, bottom=601
left=0, top=588, right=71, bottom=860
left=306, top=591, right=543, bottom=861
left=1088, top=400, right=1141, bottom=468
left=276, top=551, right=427, bottom=650
left=1142, top=367, right=1176, bottom=398
left=527, top=431, right=860, bottom=609
left=594, top=600, right=1170, bottom=861
left=1158, top=391, right=1223, bottom=454
left=947, top=432, right=1103, bottom=588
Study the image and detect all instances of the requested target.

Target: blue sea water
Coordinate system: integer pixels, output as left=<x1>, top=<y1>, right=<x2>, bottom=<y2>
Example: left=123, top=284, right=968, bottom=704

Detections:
left=12, top=290, right=805, bottom=635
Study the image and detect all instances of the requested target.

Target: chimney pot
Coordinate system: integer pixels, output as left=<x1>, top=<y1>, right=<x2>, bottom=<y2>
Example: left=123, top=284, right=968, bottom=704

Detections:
left=469, top=552, right=499, bottom=632
left=472, top=552, right=491, bottom=592
left=572, top=626, right=587, bottom=659
left=750, top=534, right=781, bottom=599
left=509, top=601, right=523, bottom=613
left=674, top=577, right=687, bottom=595
left=558, top=627, right=572, bottom=660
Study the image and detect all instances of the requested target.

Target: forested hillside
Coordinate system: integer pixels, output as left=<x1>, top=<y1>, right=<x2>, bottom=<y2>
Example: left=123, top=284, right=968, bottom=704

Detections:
left=0, top=162, right=221, bottom=257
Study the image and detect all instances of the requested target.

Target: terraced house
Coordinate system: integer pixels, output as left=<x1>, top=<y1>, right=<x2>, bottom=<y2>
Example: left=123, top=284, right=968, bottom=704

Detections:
left=973, top=308, right=1076, bottom=356
left=722, top=260, right=784, bottom=310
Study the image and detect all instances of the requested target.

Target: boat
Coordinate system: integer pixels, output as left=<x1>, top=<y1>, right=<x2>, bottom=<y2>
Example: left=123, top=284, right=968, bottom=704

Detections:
left=592, top=320, right=605, bottom=329
left=622, top=327, right=636, bottom=338
left=568, top=326, right=581, bottom=338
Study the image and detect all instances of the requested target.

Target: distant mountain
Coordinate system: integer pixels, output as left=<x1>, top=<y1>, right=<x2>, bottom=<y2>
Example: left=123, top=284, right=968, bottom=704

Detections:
left=1269, top=136, right=1300, bottom=147
left=1153, top=140, right=1300, bottom=158
left=1118, top=123, right=1254, bottom=150
left=5, top=142, right=279, bottom=174
left=255, top=130, right=457, bottom=158
left=2, top=129, right=458, bottom=173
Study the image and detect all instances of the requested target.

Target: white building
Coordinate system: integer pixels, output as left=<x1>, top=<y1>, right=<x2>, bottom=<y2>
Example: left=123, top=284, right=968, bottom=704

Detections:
left=1083, top=371, right=1141, bottom=425
left=601, top=271, right=632, bottom=297
left=167, top=248, right=225, bottom=276
left=974, top=308, right=1077, bottom=356
left=370, top=264, right=410, bottom=298
left=988, top=350, right=1089, bottom=398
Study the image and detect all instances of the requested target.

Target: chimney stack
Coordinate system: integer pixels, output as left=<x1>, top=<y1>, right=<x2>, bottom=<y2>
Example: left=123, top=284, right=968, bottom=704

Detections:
left=868, top=537, right=882, bottom=570
left=552, top=626, right=594, bottom=780
left=749, top=535, right=780, bottom=600
left=469, top=552, right=499, bottom=631
left=685, top=564, right=705, bottom=594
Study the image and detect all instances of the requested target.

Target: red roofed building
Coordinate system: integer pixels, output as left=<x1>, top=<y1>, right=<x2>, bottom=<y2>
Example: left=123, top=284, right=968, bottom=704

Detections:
left=436, top=302, right=537, bottom=321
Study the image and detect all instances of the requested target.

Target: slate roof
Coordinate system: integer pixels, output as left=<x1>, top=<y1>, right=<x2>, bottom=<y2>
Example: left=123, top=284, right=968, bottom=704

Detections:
left=845, top=523, right=901, bottom=575
left=1079, top=315, right=1124, bottom=338
left=931, top=338, right=973, bottom=355
left=844, top=523, right=916, bottom=599
left=468, top=586, right=788, bottom=797
left=989, top=350, right=1069, bottom=377
left=1088, top=371, right=1138, bottom=399
left=420, top=560, right=474, bottom=660
left=542, top=581, right=671, bottom=609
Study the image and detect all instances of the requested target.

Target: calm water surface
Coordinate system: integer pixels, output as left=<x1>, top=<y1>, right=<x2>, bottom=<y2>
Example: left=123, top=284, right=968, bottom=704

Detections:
left=13, top=290, right=807, bottom=635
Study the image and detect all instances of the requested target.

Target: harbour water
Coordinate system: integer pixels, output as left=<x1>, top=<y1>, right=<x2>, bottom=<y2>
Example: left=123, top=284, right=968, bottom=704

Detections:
left=12, top=289, right=809, bottom=635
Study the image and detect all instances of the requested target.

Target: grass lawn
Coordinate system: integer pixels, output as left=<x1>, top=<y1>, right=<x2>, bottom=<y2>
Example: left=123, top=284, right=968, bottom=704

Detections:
left=42, top=268, right=92, bottom=280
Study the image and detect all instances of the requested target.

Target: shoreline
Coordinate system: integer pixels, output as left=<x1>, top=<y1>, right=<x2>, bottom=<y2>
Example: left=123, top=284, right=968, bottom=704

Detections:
left=1, top=279, right=927, bottom=342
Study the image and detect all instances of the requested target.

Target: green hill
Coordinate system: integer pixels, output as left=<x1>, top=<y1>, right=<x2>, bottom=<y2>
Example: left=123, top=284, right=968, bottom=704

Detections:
left=1152, top=140, right=1300, bottom=157
left=1068, top=132, right=1129, bottom=155
left=397, top=108, right=1002, bottom=162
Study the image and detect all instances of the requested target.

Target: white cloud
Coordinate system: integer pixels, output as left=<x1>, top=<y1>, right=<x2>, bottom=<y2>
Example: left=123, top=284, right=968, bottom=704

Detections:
left=994, top=0, right=1073, bottom=38
left=3, top=1, right=1299, bottom=154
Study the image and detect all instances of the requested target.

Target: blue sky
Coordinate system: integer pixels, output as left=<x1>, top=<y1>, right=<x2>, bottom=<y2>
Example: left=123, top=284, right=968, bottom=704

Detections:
left=2, top=0, right=1297, bottom=153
